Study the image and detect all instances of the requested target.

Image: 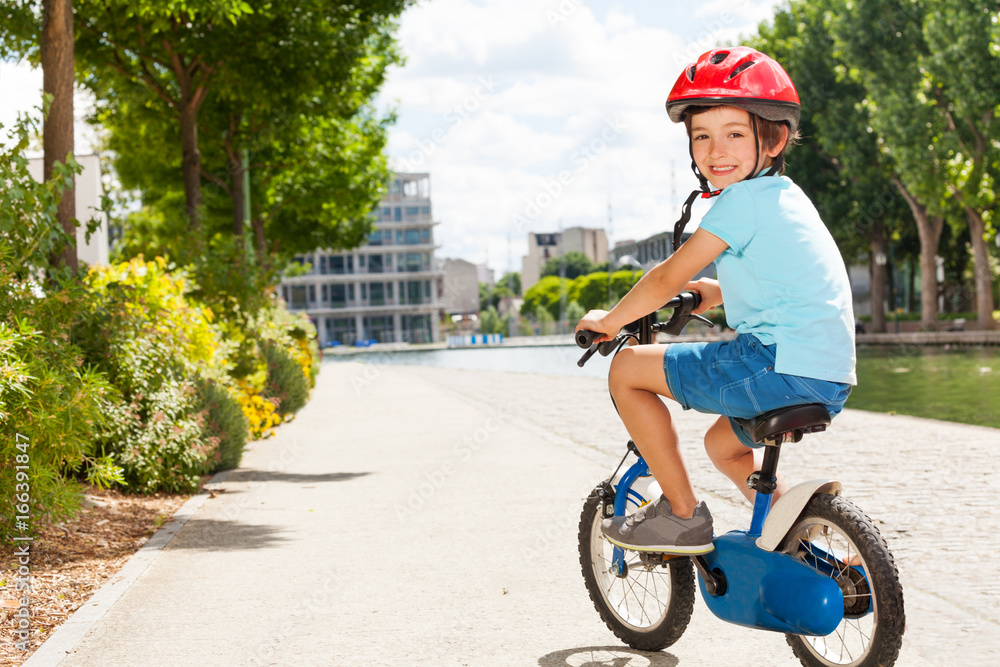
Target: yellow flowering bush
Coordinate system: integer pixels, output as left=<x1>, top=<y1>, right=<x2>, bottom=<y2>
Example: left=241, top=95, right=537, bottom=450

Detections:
left=235, top=378, right=283, bottom=440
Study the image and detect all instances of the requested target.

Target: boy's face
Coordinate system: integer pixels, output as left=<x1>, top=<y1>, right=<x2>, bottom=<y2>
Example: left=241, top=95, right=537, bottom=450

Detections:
left=689, top=106, right=782, bottom=190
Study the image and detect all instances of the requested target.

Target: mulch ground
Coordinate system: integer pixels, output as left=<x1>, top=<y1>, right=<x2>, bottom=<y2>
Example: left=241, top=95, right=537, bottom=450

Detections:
left=0, top=488, right=188, bottom=666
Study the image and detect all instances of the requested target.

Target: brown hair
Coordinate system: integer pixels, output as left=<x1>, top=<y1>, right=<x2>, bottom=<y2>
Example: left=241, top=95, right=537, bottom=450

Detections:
left=683, top=105, right=800, bottom=174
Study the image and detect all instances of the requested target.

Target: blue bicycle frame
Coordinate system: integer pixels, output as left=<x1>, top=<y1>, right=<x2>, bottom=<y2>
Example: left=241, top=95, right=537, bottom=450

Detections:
left=610, top=455, right=849, bottom=637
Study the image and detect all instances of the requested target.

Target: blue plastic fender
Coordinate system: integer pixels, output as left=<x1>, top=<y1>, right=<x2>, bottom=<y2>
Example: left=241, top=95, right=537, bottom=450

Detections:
left=699, top=531, right=844, bottom=636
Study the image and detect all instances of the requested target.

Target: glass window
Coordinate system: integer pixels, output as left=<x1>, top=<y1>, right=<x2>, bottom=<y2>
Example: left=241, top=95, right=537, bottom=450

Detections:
left=369, top=283, right=385, bottom=306
left=348, top=284, right=355, bottom=301
left=407, top=281, right=422, bottom=304
left=401, top=253, right=422, bottom=272
left=382, top=206, right=392, bottom=220
left=361, top=283, right=367, bottom=300
left=421, top=206, right=430, bottom=215
left=404, top=229, right=421, bottom=245
left=319, top=255, right=328, bottom=275
left=404, top=206, right=420, bottom=217
left=290, top=285, right=307, bottom=310
left=403, top=314, right=432, bottom=344
left=363, top=316, right=394, bottom=343
left=394, top=207, right=402, bottom=221
left=308, top=285, right=316, bottom=303
left=368, top=254, right=384, bottom=273
left=330, top=284, right=346, bottom=308
left=395, top=229, right=403, bottom=245
left=368, top=230, right=382, bottom=246
left=321, top=284, right=328, bottom=302
left=325, top=317, right=357, bottom=345
left=387, top=282, right=394, bottom=301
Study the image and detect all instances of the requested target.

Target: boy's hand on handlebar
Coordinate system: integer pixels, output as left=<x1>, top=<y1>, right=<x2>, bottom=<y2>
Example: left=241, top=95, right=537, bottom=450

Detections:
left=684, top=278, right=723, bottom=314
left=575, top=309, right=617, bottom=344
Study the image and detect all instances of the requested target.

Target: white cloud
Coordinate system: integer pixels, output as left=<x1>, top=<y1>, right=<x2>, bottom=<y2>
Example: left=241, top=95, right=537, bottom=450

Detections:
left=380, top=1, right=787, bottom=273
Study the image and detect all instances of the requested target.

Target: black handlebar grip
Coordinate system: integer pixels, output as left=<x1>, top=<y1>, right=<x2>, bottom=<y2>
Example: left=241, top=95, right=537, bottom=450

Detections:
left=575, top=330, right=603, bottom=348
left=577, top=345, right=598, bottom=367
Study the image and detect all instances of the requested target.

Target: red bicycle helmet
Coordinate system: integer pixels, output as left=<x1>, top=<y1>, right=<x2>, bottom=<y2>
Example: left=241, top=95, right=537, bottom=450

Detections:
left=666, top=46, right=800, bottom=131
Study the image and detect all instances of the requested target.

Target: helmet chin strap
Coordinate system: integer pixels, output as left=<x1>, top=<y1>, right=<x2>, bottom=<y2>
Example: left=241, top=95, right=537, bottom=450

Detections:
left=672, top=114, right=780, bottom=251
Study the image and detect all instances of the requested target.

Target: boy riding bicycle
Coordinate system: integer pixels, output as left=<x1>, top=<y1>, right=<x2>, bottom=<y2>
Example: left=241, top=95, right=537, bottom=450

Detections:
left=575, top=47, right=856, bottom=555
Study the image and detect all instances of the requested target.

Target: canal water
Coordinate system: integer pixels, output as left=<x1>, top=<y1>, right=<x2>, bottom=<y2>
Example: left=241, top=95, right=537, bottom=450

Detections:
left=329, top=343, right=1000, bottom=429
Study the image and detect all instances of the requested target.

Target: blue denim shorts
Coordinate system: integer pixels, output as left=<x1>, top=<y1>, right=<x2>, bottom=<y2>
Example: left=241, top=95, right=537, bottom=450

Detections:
left=663, top=334, right=852, bottom=448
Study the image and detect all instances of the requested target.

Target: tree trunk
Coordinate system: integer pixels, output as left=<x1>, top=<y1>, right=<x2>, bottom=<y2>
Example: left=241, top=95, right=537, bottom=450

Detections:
left=252, top=216, right=270, bottom=270
left=179, top=101, right=202, bottom=233
left=42, top=0, right=77, bottom=272
left=893, top=177, right=943, bottom=329
left=229, top=150, right=245, bottom=239
left=869, top=234, right=887, bottom=333
left=965, top=206, right=997, bottom=330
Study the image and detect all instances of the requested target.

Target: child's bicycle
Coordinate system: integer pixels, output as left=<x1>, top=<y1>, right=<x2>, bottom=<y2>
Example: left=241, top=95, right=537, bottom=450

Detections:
left=575, top=292, right=905, bottom=667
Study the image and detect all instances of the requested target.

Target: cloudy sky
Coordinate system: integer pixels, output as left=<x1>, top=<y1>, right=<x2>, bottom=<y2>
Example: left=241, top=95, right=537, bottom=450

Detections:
left=0, top=0, right=785, bottom=276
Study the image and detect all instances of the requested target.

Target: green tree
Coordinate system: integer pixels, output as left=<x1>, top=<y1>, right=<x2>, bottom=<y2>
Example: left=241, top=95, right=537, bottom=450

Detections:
left=568, top=271, right=611, bottom=311
left=830, top=0, right=956, bottom=328
left=541, top=251, right=595, bottom=280
left=497, top=271, right=521, bottom=296
left=73, top=0, right=256, bottom=234
left=521, top=275, right=570, bottom=321
left=752, top=1, right=912, bottom=332
left=0, top=0, right=79, bottom=273
left=84, top=1, right=407, bottom=268
left=921, top=0, right=998, bottom=328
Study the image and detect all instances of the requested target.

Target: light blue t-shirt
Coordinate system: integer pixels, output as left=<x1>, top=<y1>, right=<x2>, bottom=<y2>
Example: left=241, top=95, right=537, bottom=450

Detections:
left=698, top=174, right=857, bottom=385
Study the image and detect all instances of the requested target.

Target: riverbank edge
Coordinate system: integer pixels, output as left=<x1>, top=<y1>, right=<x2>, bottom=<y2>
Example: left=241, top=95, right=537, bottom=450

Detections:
left=323, top=329, right=1000, bottom=356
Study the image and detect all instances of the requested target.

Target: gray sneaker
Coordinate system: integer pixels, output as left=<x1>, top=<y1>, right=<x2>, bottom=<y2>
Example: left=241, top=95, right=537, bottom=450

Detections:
left=601, top=496, right=714, bottom=554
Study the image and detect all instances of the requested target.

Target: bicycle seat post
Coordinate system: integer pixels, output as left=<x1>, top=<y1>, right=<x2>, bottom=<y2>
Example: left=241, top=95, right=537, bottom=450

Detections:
left=747, top=440, right=782, bottom=538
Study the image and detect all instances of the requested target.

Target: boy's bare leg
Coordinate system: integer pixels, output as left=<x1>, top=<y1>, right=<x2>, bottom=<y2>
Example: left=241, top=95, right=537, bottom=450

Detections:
left=607, top=345, right=700, bottom=519
left=704, top=416, right=788, bottom=504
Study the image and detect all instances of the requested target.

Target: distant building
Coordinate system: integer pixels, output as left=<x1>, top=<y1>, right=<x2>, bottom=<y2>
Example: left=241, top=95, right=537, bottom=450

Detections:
left=439, top=258, right=480, bottom=316
left=280, top=172, right=443, bottom=345
left=522, top=226, right=608, bottom=290
left=27, top=154, right=109, bottom=267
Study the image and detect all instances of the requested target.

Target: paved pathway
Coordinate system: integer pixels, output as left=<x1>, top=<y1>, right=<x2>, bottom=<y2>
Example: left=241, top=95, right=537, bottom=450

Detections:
left=26, top=359, right=996, bottom=666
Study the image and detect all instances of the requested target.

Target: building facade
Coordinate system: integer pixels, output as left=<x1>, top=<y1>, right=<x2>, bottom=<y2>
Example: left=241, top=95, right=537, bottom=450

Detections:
left=28, top=154, right=109, bottom=267
left=521, top=226, right=608, bottom=290
left=280, top=173, right=443, bottom=345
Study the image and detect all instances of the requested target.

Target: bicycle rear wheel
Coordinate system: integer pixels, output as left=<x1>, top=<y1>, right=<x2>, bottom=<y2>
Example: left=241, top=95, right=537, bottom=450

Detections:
left=780, top=493, right=905, bottom=667
left=578, top=488, right=695, bottom=651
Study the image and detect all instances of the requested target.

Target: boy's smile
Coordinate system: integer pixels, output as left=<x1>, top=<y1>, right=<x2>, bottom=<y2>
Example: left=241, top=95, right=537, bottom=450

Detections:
left=689, top=106, right=781, bottom=190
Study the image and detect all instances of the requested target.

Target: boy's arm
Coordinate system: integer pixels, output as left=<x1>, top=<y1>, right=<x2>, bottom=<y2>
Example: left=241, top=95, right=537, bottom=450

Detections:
left=599, top=228, right=728, bottom=332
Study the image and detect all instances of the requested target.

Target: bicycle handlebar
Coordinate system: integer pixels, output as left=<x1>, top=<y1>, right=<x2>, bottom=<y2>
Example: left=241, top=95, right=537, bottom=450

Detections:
left=575, top=291, right=712, bottom=367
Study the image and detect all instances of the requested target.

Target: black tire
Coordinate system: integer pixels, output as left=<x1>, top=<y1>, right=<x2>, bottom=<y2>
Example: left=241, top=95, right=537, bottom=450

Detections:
left=578, top=489, right=696, bottom=651
left=779, top=494, right=905, bottom=667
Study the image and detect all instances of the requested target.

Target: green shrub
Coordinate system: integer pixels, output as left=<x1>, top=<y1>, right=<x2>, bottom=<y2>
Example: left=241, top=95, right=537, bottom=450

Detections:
left=197, top=377, right=249, bottom=472
left=0, top=270, right=120, bottom=536
left=262, top=339, right=310, bottom=415
left=75, top=257, right=220, bottom=493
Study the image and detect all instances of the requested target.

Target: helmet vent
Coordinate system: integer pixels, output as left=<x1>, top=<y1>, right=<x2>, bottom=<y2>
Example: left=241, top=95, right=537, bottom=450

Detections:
left=709, top=51, right=729, bottom=65
left=686, top=65, right=696, bottom=82
left=726, top=59, right=758, bottom=80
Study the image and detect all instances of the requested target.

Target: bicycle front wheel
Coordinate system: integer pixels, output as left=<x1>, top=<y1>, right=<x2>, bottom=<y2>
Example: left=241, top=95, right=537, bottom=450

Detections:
left=578, top=488, right=695, bottom=651
left=780, top=493, right=905, bottom=667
